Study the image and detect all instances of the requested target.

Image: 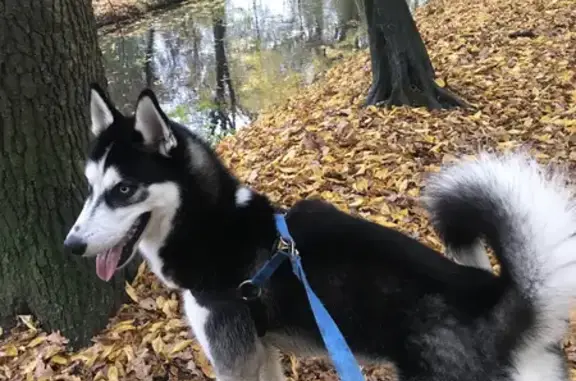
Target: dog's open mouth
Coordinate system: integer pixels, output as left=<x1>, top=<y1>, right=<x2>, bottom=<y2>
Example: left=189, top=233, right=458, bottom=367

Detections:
left=95, top=212, right=151, bottom=281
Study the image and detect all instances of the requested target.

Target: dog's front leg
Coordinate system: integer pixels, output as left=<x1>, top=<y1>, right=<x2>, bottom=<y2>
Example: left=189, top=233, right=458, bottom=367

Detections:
left=258, top=344, right=285, bottom=381
left=182, top=290, right=284, bottom=381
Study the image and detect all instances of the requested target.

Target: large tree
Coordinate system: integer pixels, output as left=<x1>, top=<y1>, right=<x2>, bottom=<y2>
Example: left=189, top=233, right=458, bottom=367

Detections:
left=0, top=0, right=133, bottom=347
left=364, top=0, right=466, bottom=108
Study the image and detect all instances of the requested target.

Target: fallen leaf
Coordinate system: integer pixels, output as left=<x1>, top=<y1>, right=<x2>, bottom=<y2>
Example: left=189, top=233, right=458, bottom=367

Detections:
left=107, top=365, right=119, bottom=381
left=50, top=355, right=68, bottom=365
left=169, top=339, right=194, bottom=355
left=125, top=281, right=139, bottom=303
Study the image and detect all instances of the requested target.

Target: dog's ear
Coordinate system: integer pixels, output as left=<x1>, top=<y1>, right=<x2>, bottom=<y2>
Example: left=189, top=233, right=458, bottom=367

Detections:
left=134, top=89, right=177, bottom=156
left=89, top=83, right=119, bottom=137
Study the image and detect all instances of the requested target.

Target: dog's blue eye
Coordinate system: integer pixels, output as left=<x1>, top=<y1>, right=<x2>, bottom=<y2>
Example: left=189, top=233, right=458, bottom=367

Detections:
left=115, top=183, right=135, bottom=196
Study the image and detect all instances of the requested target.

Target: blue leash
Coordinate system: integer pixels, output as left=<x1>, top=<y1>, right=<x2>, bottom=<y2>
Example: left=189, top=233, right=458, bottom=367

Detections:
left=240, top=214, right=365, bottom=381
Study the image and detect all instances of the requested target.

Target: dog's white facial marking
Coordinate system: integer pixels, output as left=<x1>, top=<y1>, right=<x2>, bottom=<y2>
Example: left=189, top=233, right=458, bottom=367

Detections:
left=102, top=166, right=122, bottom=190
left=68, top=143, right=182, bottom=287
left=68, top=160, right=142, bottom=255
left=90, top=89, right=114, bottom=136
left=138, top=182, right=181, bottom=289
left=235, top=187, right=252, bottom=207
left=183, top=291, right=213, bottom=363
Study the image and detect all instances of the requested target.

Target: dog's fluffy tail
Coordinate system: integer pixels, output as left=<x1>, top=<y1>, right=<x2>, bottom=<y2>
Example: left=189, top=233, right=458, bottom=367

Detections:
left=423, top=152, right=576, bottom=324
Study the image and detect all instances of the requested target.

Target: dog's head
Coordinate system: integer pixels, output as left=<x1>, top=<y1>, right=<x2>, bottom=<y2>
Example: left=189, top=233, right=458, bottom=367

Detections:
left=64, top=85, right=212, bottom=281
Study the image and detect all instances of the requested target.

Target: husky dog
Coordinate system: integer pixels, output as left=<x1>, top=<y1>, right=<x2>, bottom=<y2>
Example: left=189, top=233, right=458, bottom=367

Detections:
left=64, top=84, right=576, bottom=381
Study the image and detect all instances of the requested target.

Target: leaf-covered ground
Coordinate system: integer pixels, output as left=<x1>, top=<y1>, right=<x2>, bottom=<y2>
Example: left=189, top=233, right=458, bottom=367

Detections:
left=2, top=0, right=575, bottom=379
left=93, top=0, right=195, bottom=27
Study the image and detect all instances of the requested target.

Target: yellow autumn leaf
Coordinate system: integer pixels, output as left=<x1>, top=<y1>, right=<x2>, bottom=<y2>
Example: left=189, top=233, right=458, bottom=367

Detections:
left=107, top=365, right=119, bottom=381
left=100, top=345, right=115, bottom=360
left=374, top=168, right=389, bottom=180
left=156, top=296, right=167, bottom=310
left=435, top=78, right=446, bottom=87
left=94, top=370, right=106, bottom=381
left=371, top=216, right=397, bottom=228
left=69, top=353, right=91, bottom=364
left=397, top=179, right=409, bottom=193
left=20, top=358, right=38, bottom=374
left=353, top=178, right=369, bottom=192
left=135, top=261, right=148, bottom=279
left=112, top=320, right=136, bottom=334
left=122, top=346, right=135, bottom=362
left=1, top=345, right=18, bottom=357
left=18, top=315, right=37, bottom=331
left=170, top=339, right=194, bottom=355
left=559, top=70, right=573, bottom=83
left=28, top=335, right=46, bottom=348
left=149, top=321, right=165, bottom=332
left=349, top=198, right=364, bottom=207
left=50, top=355, right=68, bottom=365
left=427, top=235, right=444, bottom=248
left=151, top=336, right=165, bottom=355
left=165, top=318, right=186, bottom=330
left=125, top=281, right=139, bottom=303
left=278, top=166, right=298, bottom=174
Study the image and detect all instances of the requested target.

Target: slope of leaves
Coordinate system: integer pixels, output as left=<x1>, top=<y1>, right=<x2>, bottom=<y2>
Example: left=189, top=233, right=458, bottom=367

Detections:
left=1, top=0, right=575, bottom=379
left=92, top=0, right=205, bottom=27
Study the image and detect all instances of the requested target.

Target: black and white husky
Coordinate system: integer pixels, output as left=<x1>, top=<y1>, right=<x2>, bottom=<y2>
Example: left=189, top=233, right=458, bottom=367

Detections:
left=64, top=84, right=576, bottom=381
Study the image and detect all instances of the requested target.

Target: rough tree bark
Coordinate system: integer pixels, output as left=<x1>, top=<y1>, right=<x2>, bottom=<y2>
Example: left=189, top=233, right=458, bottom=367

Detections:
left=364, top=0, right=466, bottom=108
left=0, top=0, right=133, bottom=347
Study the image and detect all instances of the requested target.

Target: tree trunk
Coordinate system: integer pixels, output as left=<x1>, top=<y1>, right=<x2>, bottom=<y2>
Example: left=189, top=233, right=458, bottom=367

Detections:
left=335, top=0, right=359, bottom=42
left=145, top=27, right=156, bottom=88
left=364, top=0, right=466, bottom=108
left=212, top=11, right=237, bottom=131
left=252, top=0, right=262, bottom=49
left=0, top=0, right=133, bottom=347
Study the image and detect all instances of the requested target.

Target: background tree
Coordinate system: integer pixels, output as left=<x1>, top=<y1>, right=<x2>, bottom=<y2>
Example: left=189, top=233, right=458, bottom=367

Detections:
left=0, top=0, right=133, bottom=347
left=144, top=27, right=157, bottom=88
left=335, top=0, right=360, bottom=42
left=364, top=0, right=466, bottom=108
left=210, top=8, right=237, bottom=132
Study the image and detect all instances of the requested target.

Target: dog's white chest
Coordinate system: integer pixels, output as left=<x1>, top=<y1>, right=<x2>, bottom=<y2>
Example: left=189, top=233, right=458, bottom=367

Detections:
left=139, top=239, right=179, bottom=289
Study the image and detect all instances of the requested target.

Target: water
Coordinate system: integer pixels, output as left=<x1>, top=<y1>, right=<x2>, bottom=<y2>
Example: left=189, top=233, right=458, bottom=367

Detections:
left=99, top=0, right=423, bottom=140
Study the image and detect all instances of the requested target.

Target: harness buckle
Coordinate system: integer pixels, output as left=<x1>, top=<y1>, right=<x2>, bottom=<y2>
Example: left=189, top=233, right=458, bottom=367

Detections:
left=237, top=279, right=262, bottom=301
left=279, top=237, right=299, bottom=258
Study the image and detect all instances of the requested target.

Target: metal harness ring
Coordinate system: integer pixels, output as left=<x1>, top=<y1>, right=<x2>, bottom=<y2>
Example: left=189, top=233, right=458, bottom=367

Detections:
left=238, top=279, right=262, bottom=301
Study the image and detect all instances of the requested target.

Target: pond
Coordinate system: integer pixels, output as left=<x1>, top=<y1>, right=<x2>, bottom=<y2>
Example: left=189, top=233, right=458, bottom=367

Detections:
left=99, top=0, right=422, bottom=141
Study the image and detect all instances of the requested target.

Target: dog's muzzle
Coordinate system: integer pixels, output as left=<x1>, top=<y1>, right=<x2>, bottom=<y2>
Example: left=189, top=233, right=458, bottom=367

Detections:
left=63, top=234, right=87, bottom=256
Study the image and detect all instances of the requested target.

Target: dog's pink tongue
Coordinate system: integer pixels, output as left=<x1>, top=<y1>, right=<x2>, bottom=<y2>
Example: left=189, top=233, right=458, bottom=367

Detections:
left=96, top=247, right=123, bottom=281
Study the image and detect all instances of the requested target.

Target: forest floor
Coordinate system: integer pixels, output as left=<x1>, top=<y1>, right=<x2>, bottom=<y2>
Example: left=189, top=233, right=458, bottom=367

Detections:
left=2, top=0, right=576, bottom=379
left=93, top=0, right=203, bottom=27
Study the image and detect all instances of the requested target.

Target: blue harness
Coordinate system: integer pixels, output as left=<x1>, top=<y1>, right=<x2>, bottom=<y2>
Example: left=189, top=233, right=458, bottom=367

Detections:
left=238, top=214, right=365, bottom=381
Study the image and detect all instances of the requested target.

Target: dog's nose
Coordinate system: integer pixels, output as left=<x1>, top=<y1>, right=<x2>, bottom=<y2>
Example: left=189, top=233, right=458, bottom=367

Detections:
left=63, top=235, right=87, bottom=255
